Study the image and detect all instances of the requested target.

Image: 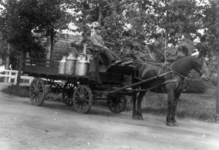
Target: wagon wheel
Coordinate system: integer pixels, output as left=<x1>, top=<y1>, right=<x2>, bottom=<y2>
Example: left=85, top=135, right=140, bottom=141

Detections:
left=73, top=85, right=93, bottom=113
left=62, top=82, right=77, bottom=107
left=29, top=78, right=46, bottom=106
left=107, top=93, right=127, bottom=113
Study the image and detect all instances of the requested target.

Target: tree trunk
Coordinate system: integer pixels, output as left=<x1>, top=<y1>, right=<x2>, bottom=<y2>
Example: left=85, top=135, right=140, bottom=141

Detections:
left=216, top=58, right=219, bottom=116
left=98, top=0, right=103, bottom=24
left=4, top=43, right=10, bottom=83
left=49, top=28, right=54, bottom=60
left=16, top=51, right=23, bottom=87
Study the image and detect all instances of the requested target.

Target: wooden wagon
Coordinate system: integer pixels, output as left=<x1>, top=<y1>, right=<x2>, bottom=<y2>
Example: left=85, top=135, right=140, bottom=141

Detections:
left=22, top=52, right=137, bottom=114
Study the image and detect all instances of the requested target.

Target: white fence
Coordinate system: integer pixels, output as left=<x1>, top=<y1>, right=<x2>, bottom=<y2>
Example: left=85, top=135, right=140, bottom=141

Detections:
left=0, top=68, right=34, bottom=86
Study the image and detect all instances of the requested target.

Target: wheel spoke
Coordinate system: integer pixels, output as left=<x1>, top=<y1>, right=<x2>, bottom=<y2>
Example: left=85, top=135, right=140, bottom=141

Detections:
left=76, top=90, right=81, bottom=96
left=73, top=85, right=92, bottom=113
left=62, top=82, right=76, bottom=107
left=107, top=94, right=126, bottom=114
left=29, top=78, right=45, bottom=106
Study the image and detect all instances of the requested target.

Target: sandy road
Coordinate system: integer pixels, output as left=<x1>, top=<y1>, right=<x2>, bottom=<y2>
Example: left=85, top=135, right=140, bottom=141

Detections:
left=0, top=85, right=218, bottom=150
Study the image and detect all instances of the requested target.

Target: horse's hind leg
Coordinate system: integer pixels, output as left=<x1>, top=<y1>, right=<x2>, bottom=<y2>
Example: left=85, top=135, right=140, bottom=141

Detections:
left=137, top=91, right=146, bottom=120
left=132, top=92, right=138, bottom=119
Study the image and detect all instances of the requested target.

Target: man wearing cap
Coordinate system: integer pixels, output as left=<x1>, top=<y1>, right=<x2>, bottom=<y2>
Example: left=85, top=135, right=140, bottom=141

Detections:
left=90, top=24, right=121, bottom=65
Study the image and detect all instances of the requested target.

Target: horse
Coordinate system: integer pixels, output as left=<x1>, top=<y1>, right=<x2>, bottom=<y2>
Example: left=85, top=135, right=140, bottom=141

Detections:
left=132, top=54, right=210, bottom=126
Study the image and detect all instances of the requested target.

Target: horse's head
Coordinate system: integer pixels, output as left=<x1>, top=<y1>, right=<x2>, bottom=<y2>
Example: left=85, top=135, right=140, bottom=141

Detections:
left=192, top=54, right=210, bottom=81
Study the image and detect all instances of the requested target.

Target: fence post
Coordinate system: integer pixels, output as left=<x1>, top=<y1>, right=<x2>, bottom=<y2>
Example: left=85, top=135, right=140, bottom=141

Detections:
left=14, top=71, right=18, bottom=85
left=8, top=70, right=12, bottom=83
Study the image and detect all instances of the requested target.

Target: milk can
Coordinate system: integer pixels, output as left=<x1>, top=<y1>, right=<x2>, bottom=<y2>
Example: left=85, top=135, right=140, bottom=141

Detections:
left=59, top=56, right=66, bottom=74
left=75, top=54, right=90, bottom=76
left=87, top=54, right=93, bottom=61
left=65, top=52, right=77, bottom=75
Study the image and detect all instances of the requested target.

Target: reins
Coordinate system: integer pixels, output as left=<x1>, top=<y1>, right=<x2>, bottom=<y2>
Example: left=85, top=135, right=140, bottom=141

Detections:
left=163, top=63, right=204, bottom=81
left=131, top=59, right=203, bottom=82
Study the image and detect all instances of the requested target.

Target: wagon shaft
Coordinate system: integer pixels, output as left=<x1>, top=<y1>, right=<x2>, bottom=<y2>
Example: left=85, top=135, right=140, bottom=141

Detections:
left=107, top=71, right=173, bottom=94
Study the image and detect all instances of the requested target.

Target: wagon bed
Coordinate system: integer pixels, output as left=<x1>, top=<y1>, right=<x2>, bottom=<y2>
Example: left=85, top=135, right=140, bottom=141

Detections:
left=22, top=56, right=137, bottom=114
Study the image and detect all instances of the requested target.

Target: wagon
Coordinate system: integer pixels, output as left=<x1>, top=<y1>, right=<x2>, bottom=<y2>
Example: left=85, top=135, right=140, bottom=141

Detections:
left=22, top=52, right=137, bottom=114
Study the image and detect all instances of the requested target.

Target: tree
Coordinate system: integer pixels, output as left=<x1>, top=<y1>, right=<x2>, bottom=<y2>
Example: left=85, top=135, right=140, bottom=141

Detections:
left=0, top=0, right=72, bottom=85
left=202, top=0, right=219, bottom=116
left=0, top=0, right=72, bottom=56
left=128, top=0, right=208, bottom=62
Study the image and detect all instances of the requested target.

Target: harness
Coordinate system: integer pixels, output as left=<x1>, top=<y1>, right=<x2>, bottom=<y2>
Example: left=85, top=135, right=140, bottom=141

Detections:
left=132, top=62, right=185, bottom=91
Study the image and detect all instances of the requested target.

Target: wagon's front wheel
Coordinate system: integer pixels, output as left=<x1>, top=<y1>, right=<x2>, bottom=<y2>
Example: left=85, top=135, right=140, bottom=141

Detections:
left=62, top=82, right=77, bottom=107
left=29, top=78, right=46, bottom=106
left=73, top=85, right=93, bottom=113
left=107, top=94, right=127, bottom=113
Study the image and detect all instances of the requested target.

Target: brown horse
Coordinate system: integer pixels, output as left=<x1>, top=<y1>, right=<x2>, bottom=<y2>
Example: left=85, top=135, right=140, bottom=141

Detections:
left=132, top=54, right=210, bottom=126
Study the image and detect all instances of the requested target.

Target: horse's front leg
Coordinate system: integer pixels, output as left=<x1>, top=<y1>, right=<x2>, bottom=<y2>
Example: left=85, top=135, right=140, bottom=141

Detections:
left=132, top=92, right=138, bottom=119
left=137, top=91, right=146, bottom=120
left=171, top=91, right=181, bottom=126
left=166, top=91, right=175, bottom=126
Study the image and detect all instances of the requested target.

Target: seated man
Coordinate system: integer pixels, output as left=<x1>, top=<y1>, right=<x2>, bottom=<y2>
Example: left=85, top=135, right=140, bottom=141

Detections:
left=90, top=25, right=121, bottom=65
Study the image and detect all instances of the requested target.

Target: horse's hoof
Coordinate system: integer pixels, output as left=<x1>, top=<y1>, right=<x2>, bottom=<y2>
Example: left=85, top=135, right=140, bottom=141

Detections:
left=138, top=115, right=144, bottom=120
left=132, top=115, right=138, bottom=120
left=166, top=122, right=175, bottom=126
left=172, top=121, right=178, bottom=126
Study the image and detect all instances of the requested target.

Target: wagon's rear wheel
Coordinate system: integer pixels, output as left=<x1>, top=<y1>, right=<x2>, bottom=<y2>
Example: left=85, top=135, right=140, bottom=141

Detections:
left=62, top=82, right=77, bottom=107
left=73, top=85, right=93, bottom=113
left=29, top=78, right=46, bottom=106
left=107, top=93, right=127, bottom=113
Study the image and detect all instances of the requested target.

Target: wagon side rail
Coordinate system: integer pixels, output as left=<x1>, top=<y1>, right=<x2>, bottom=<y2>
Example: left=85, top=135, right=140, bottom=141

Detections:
left=23, top=57, right=59, bottom=67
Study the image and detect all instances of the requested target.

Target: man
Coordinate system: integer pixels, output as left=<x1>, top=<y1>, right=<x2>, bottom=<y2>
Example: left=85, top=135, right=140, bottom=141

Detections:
left=90, top=25, right=121, bottom=65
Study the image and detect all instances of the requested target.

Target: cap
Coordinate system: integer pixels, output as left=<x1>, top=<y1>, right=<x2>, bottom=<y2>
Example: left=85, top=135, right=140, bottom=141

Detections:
left=94, top=25, right=102, bottom=30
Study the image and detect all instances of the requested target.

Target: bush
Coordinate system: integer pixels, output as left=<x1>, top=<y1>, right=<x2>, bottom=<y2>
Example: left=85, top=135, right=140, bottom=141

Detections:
left=183, top=78, right=207, bottom=93
left=210, top=77, right=217, bottom=86
left=1, top=85, right=29, bottom=97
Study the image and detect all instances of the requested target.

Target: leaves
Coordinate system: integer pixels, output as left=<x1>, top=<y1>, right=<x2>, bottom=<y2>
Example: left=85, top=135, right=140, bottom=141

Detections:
left=1, top=0, right=219, bottom=63
left=0, top=0, right=72, bottom=56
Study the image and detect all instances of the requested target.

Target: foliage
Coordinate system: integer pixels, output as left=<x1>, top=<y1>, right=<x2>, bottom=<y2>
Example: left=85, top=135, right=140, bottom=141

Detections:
left=0, top=37, right=8, bottom=62
left=183, top=79, right=207, bottom=93
left=183, top=72, right=207, bottom=93
left=0, top=0, right=72, bottom=57
left=1, top=0, right=219, bottom=65
left=210, top=76, right=217, bottom=86
left=202, top=0, right=219, bottom=54
left=1, top=85, right=29, bottom=97
left=71, top=0, right=210, bottom=62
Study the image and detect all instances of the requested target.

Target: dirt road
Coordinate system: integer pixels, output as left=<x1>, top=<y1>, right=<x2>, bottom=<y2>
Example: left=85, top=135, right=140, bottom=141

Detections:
left=0, top=85, right=218, bottom=150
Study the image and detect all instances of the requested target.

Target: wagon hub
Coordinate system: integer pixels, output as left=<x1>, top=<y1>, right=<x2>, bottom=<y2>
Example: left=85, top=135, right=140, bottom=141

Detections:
left=33, top=87, right=40, bottom=94
left=79, top=95, right=86, bottom=101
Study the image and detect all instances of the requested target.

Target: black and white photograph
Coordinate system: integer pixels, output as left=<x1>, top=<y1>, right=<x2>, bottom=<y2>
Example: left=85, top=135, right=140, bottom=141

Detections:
left=0, top=0, right=218, bottom=149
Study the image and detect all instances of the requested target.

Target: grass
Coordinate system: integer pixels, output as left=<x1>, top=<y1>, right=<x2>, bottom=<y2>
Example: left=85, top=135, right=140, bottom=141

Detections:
left=1, top=85, right=63, bottom=101
left=139, top=90, right=218, bottom=122
left=1, top=85, right=30, bottom=97
left=1, top=85, right=218, bottom=122
left=94, top=88, right=218, bottom=122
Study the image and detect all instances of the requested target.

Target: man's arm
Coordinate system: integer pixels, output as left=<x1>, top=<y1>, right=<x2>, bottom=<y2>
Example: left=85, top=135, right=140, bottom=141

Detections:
left=90, top=35, right=105, bottom=47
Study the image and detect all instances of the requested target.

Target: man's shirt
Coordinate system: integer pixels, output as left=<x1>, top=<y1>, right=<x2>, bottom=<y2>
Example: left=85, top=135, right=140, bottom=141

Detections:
left=90, top=32, right=105, bottom=47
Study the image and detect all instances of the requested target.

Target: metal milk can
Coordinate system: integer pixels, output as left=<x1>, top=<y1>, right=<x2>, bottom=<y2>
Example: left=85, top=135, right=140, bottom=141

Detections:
left=87, top=54, right=93, bottom=61
left=59, top=56, right=66, bottom=74
left=65, top=52, right=77, bottom=75
left=75, top=53, right=90, bottom=76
